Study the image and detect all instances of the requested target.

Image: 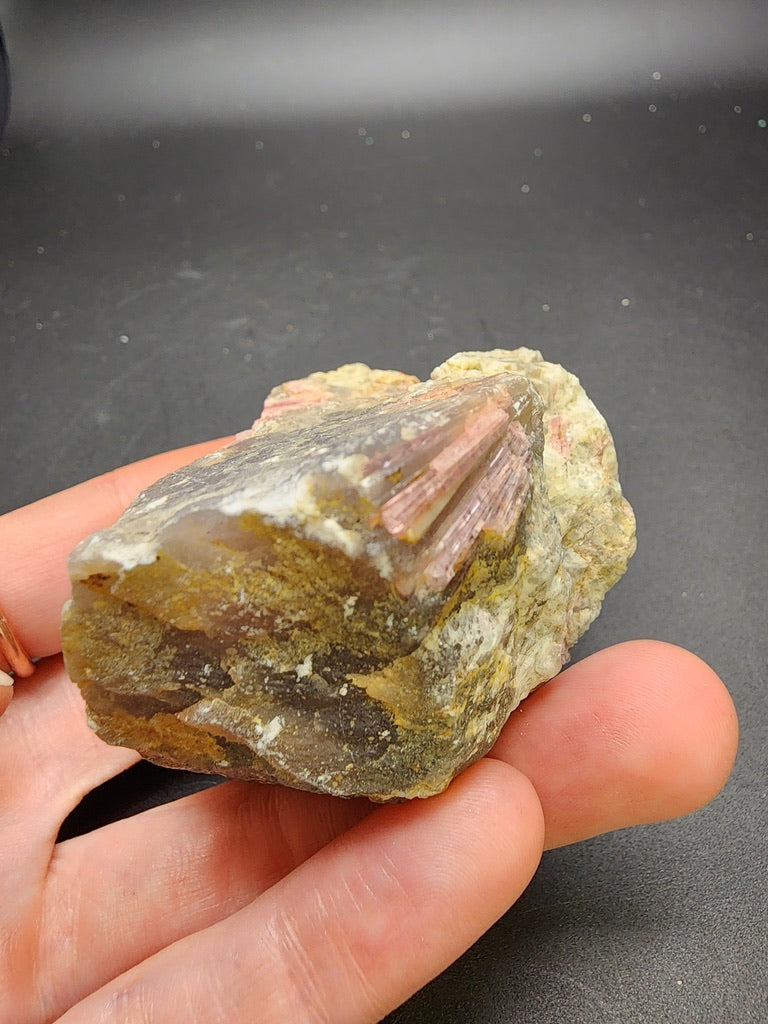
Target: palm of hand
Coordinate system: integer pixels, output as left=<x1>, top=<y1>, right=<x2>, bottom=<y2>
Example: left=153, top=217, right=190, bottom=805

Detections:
left=0, top=442, right=737, bottom=1024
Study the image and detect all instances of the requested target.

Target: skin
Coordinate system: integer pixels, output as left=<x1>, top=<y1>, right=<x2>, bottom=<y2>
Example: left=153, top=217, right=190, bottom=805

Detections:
left=0, top=440, right=738, bottom=1024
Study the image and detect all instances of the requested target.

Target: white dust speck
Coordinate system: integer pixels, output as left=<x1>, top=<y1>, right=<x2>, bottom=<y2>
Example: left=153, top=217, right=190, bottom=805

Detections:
left=319, top=203, right=328, bottom=213
left=36, top=245, right=45, bottom=254
left=648, top=103, right=657, bottom=113
left=35, top=321, right=44, bottom=330
left=401, top=129, right=411, bottom=140
left=254, top=140, right=264, bottom=150
left=652, top=70, right=662, bottom=81
left=339, top=683, right=349, bottom=697
left=620, top=297, right=631, bottom=307
left=520, top=183, right=530, bottom=193
left=151, top=138, right=160, bottom=149
left=357, top=127, right=367, bottom=137
left=733, top=105, right=742, bottom=114
left=117, top=193, right=126, bottom=202
left=119, top=334, right=130, bottom=343
left=582, top=112, right=592, bottom=123
left=533, top=146, right=543, bottom=157
left=541, top=303, right=551, bottom=312
left=746, top=232, right=754, bottom=241
left=698, top=124, right=707, bottom=134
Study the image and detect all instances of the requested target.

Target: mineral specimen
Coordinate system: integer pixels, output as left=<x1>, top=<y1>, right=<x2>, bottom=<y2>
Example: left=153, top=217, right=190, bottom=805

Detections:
left=61, top=349, right=636, bottom=800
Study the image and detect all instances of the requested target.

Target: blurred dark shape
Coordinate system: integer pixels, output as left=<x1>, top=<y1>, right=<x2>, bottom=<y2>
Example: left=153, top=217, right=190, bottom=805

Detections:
left=0, top=22, right=9, bottom=141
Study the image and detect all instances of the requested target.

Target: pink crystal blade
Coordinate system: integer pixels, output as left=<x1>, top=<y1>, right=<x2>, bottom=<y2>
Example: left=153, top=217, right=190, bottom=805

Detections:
left=483, top=423, right=532, bottom=535
left=391, top=421, right=533, bottom=596
left=360, top=417, right=467, bottom=506
left=379, top=402, right=509, bottom=540
left=420, top=443, right=529, bottom=588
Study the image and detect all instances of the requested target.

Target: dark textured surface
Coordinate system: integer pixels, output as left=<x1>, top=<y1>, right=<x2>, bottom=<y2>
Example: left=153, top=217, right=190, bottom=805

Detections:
left=2, top=16, right=767, bottom=1022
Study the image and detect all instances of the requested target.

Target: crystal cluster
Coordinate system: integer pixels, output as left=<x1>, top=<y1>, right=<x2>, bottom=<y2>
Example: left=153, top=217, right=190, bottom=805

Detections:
left=61, top=349, right=636, bottom=800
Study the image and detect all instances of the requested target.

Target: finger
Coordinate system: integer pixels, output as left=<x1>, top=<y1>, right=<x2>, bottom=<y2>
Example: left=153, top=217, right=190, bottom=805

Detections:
left=56, top=759, right=545, bottom=1024
left=39, top=639, right=736, bottom=1010
left=0, top=659, right=138, bottom=993
left=0, top=659, right=138, bottom=844
left=0, top=437, right=233, bottom=661
left=490, top=639, right=739, bottom=849
left=41, top=784, right=373, bottom=1018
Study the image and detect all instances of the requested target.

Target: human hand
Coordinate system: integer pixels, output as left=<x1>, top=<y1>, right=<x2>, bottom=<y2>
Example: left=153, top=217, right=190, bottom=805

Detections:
left=0, top=442, right=738, bottom=1024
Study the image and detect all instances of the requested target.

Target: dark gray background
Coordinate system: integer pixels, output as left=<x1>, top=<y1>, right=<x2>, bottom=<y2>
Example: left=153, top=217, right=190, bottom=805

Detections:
left=1, top=3, right=766, bottom=1021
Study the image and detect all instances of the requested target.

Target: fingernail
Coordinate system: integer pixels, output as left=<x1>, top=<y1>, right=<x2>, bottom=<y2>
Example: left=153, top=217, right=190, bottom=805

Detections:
left=0, top=670, right=14, bottom=686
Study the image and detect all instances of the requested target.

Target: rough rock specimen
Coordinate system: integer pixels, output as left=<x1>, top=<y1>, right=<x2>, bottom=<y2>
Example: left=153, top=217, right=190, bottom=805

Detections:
left=61, top=349, right=636, bottom=800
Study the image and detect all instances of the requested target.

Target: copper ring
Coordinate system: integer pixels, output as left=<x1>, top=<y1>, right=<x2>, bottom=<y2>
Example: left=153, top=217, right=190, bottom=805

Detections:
left=0, top=603, right=35, bottom=678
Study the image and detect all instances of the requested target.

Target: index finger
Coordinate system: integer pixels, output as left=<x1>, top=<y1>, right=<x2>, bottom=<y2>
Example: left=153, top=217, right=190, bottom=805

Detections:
left=0, top=438, right=233, bottom=661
